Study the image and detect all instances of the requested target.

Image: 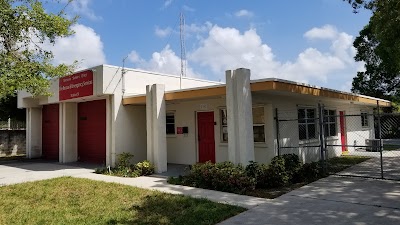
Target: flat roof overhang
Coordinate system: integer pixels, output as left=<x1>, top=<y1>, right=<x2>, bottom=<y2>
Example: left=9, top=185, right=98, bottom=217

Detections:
left=122, top=79, right=391, bottom=107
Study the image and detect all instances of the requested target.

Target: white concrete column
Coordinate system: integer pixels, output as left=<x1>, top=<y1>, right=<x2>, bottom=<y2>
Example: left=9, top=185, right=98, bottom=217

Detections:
left=60, top=102, right=78, bottom=163
left=146, top=84, right=167, bottom=173
left=226, top=68, right=255, bottom=165
left=26, top=107, right=42, bottom=159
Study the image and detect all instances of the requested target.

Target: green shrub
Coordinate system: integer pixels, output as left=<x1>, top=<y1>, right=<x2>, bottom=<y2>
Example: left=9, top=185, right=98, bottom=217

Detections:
left=117, top=152, right=134, bottom=168
left=263, top=156, right=289, bottom=188
left=135, top=160, right=155, bottom=176
left=298, top=162, right=323, bottom=182
left=167, top=176, right=184, bottom=185
left=97, top=153, right=155, bottom=178
left=282, top=154, right=302, bottom=183
left=181, top=161, right=255, bottom=194
left=245, top=161, right=269, bottom=188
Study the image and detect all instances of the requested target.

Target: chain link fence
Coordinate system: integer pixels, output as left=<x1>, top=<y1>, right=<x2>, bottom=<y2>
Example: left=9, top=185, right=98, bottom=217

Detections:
left=275, top=103, right=400, bottom=181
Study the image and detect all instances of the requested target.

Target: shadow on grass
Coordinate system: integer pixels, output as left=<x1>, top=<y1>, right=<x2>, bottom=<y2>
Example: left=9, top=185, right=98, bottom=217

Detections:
left=106, top=194, right=245, bottom=225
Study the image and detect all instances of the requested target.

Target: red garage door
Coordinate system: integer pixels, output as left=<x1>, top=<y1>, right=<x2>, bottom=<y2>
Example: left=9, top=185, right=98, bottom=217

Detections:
left=42, top=104, right=59, bottom=160
left=78, top=99, right=106, bottom=164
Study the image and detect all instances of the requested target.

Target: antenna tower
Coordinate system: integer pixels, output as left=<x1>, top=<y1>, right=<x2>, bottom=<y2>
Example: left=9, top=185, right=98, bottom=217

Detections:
left=180, top=12, right=186, bottom=86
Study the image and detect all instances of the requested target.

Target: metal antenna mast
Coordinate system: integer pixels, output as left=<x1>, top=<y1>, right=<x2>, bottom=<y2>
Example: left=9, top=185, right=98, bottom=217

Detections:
left=179, top=12, right=186, bottom=89
left=122, top=55, right=128, bottom=96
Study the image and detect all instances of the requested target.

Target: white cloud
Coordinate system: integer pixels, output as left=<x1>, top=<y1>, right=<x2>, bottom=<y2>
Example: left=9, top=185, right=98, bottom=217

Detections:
left=127, top=50, right=142, bottom=63
left=183, top=5, right=195, bottom=12
left=234, top=9, right=254, bottom=18
left=129, top=45, right=200, bottom=78
left=164, top=0, right=173, bottom=8
left=63, top=0, right=101, bottom=21
left=128, top=24, right=361, bottom=90
left=45, top=24, right=106, bottom=69
left=304, top=25, right=338, bottom=40
left=155, top=26, right=172, bottom=38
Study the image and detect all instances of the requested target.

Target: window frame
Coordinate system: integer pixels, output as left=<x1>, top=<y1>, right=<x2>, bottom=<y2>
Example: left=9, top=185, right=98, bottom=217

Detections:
left=323, top=109, right=337, bottom=137
left=252, top=106, right=266, bottom=143
left=220, top=108, right=228, bottom=143
left=166, top=112, right=176, bottom=135
left=298, top=107, right=317, bottom=140
left=219, top=106, right=266, bottom=143
left=361, top=111, right=369, bottom=128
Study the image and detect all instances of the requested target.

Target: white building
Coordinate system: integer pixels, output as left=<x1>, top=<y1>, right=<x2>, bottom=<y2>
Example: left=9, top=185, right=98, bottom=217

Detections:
left=18, top=65, right=391, bottom=172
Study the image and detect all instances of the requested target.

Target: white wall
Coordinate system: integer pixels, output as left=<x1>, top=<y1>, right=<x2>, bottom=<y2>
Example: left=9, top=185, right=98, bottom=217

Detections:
left=60, top=102, right=78, bottom=163
left=26, top=107, right=42, bottom=158
left=165, top=97, right=276, bottom=165
left=102, top=65, right=221, bottom=96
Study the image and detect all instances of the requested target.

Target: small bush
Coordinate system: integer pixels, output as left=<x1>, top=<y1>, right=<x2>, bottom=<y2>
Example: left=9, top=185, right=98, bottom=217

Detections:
left=245, top=161, right=269, bottom=188
left=135, top=160, right=155, bottom=176
left=298, top=162, right=323, bottom=182
left=167, top=176, right=184, bottom=185
left=97, top=153, right=155, bottom=178
left=117, top=152, right=134, bottom=168
left=282, top=154, right=302, bottom=183
left=263, top=156, right=289, bottom=188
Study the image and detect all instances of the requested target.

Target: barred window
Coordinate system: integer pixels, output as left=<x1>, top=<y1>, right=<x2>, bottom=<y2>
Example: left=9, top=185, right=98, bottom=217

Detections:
left=166, top=112, right=175, bottom=135
left=324, top=109, right=337, bottom=137
left=361, top=112, right=369, bottom=127
left=298, top=108, right=316, bottom=140
left=220, top=109, right=228, bottom=142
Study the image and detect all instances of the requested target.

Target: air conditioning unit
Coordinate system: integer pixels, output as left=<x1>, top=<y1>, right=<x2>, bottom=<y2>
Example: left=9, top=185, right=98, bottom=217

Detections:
left=366, top=139, right=381, bottom=152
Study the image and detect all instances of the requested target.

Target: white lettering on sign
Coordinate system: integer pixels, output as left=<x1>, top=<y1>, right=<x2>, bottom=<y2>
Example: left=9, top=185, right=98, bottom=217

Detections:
left=70, top=92, right=80, bottom=98
left=59, top=80, right=93, bottom=91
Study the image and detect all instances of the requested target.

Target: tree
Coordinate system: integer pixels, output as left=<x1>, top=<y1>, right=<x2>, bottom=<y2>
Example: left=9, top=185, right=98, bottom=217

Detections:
left=0, top=0, right=76, bottom=99
left=346, top=0, right=400, bottom=100
left=0, top=95, right=25, bottom=120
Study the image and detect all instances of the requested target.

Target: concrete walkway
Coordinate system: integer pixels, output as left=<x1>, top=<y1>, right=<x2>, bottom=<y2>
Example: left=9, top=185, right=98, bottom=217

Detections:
left=3, top=160, right=400, bottom=224
left=219, top=169, right=400, bottom=224
left=0, top=161, right=267, bottom=209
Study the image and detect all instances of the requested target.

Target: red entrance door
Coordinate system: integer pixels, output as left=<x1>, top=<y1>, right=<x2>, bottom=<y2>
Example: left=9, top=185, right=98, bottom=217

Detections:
left=197, top=112, right=215, bottom=163
left=78, top=100, right=106, bottom=164
left=42, top=104, right=59, bottom=160
left=339, top=111, right=347, bottom=152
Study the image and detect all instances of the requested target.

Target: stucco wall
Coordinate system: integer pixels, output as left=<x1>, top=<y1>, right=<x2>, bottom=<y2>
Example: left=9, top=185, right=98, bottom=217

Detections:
left=0, top=130, right=26, bottom=156
left=164, top=92, right=377, bottom=165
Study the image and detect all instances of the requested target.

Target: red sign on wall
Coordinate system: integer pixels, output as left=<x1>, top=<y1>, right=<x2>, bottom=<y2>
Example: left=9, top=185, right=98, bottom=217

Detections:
left=59, top=70, right=94, bottom=101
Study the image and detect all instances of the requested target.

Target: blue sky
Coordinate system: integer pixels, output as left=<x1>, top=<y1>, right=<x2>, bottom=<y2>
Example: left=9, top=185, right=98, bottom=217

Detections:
left=44, top=0, right=372, bottom=91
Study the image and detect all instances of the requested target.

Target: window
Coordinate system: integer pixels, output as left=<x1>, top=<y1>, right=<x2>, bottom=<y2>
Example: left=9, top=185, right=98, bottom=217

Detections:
left=166, top=112, right=175, bottom=135
left=324, top=109, right=337, bottom=137
left=219, top=107, right=265, bottom=143
left=298, top=108, right=316, bottom=140
left=361, top=112, right=369, bottom=127
left=252, top=107, right=265, bottom=142
left=220, top=109, right=228, bottom=142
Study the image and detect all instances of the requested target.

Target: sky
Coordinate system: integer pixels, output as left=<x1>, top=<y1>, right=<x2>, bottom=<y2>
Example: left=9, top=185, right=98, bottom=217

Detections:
left=43, top=0, right=372, bottom=91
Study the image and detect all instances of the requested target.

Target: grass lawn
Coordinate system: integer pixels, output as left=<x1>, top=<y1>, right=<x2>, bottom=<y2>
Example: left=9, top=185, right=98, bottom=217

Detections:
left=326, top=155, right=371, bottom=173
left=246, top=155, right=371, bottom=199
left=383, top=144, right=400, bottom=151
left=0, top=177, right=245, bottom=225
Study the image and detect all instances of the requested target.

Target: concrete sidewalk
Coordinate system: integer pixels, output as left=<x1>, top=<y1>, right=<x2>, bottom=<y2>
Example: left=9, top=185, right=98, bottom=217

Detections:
left=73, top=172, right=268, bottom=209
left=0, top=161, right=94, bottom=186
left=218, top=175, right=400, bottom=224
left=0, top=161, right=267, bottom=209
